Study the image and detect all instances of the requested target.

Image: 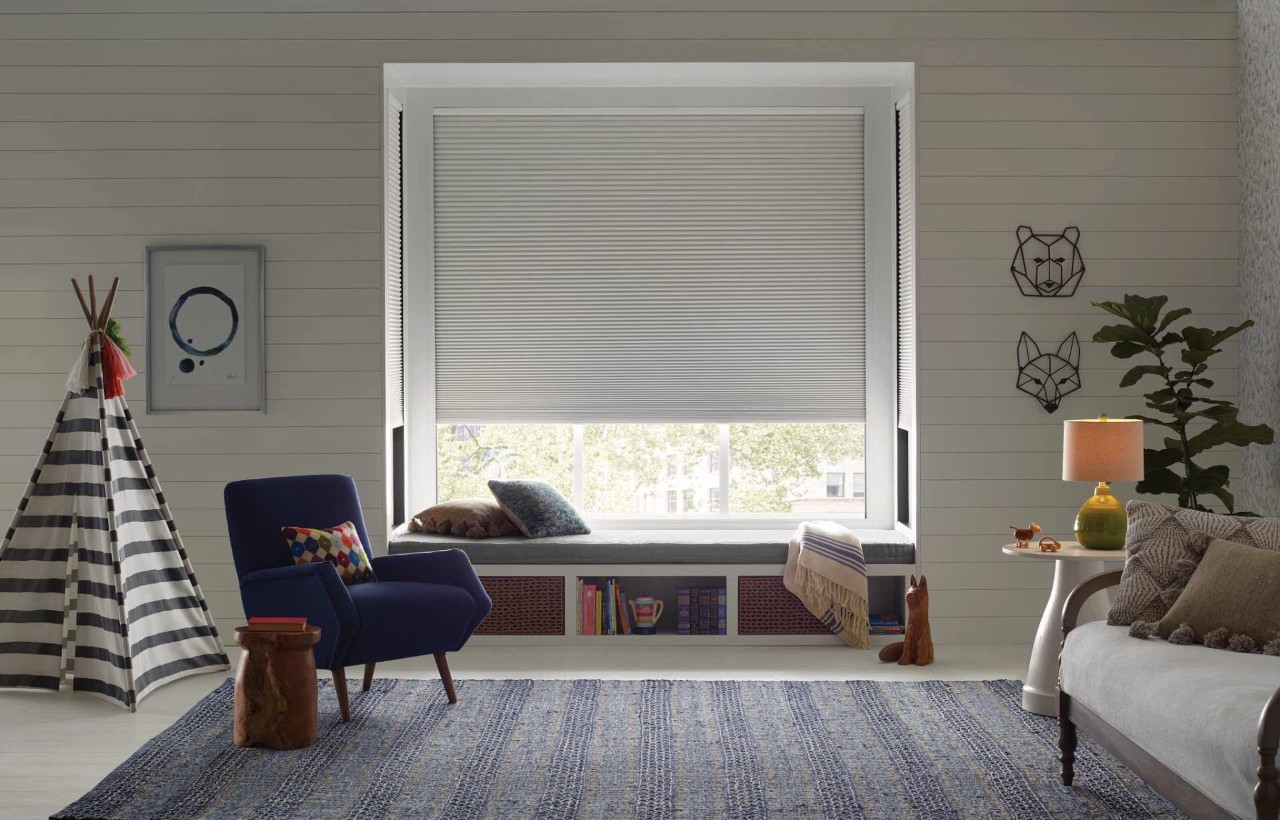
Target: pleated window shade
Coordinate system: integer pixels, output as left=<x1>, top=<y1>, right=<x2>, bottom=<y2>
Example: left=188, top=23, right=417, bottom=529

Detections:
left=386, top=102, right=405, bottom=428
left=432, top=110, right=866, bottom=423
left=895, top=96, right=916, bottom=430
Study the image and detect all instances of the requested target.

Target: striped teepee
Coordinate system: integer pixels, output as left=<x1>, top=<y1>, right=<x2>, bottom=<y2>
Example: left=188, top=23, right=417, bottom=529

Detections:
left=0, top=277, right=228, bottom=710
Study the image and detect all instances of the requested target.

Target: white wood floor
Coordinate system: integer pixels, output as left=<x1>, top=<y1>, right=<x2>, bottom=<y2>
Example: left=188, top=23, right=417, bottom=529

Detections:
left=2, top=644, right=1030, bottom=820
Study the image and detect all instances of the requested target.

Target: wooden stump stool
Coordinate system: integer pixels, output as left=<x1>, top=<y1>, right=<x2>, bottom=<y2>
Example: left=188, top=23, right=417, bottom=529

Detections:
left=233, top=626, right=321, bottom=750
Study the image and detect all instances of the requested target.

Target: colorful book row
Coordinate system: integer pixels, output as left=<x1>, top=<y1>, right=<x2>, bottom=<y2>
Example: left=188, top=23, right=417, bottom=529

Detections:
left=578, top=578, right=633, bottom=636
left=677, top=586, right=726, bottom=635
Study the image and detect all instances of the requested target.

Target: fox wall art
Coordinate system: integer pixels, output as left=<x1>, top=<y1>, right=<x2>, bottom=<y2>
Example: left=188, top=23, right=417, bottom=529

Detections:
left=1016, top=331, right=1081, bottom=414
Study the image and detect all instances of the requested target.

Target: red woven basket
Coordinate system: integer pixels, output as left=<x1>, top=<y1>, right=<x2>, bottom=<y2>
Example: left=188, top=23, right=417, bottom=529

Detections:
left=737, top=576, right=829, bottom=635
left=475, top=576, right=564, bottom=635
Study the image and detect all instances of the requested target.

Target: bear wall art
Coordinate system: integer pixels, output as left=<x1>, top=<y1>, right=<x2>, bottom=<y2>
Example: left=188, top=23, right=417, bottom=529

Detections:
left=1010, top=225, right=1085, bottom=298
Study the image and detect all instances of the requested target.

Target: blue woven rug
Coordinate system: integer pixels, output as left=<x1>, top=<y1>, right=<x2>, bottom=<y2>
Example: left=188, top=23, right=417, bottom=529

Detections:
left=57, top=678, right=1180, bottom=819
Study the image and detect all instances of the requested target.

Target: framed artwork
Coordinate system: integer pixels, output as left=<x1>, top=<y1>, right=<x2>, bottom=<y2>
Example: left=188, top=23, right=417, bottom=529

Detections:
left=145, top=245, right=265, bottom=412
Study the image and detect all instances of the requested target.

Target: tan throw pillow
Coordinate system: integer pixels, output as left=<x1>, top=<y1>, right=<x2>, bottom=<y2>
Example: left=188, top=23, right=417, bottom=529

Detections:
left=409, top=498, right=520, bottom=539
left=1156, top=537, right=1280, bottom=647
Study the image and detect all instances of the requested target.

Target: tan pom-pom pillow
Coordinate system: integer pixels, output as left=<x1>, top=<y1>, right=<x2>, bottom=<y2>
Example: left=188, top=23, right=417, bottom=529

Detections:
left=408, top=498, right=520, bottom=539
left=1156, top=536, right=1280, bottom=647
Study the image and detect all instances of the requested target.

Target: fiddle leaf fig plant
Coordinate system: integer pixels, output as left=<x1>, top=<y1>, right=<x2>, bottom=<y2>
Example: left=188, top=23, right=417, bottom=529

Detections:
left=1093, top=294, right=1273, bottom=513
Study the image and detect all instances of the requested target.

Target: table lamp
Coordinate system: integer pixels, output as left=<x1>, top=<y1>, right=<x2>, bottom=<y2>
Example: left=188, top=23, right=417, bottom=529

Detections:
left=1062, top=414, right=1144, bottom=550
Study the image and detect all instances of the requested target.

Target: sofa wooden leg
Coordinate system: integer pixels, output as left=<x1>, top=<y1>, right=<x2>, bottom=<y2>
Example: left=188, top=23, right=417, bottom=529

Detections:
left=1059, top=693, right=1076, bottom=787
left=434, top=652, right=457, bottom=704
left=1257, top=744, right=1280, bottom=820
left=362, top=662, right=376, bottom=692
left=332, top=670, right=351, bottom=723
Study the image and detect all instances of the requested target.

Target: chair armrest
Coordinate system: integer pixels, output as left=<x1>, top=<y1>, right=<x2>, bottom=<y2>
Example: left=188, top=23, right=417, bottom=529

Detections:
left=240, top=562, right=359, bottom=669
left=1061, top=569, right=1123, bottom=640
left=372, top=550, right=491, bottom=610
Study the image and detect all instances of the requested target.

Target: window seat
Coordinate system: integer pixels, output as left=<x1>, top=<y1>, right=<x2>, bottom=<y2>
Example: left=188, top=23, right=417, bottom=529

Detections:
left=387, top=527, right=915, bottom=566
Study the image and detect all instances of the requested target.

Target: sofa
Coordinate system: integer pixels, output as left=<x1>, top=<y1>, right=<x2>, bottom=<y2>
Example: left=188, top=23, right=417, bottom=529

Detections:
left=1059, top=570, right=1280, bottom=820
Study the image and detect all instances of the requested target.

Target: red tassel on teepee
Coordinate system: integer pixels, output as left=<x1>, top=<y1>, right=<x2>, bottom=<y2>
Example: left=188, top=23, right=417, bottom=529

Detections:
left=100, top=337, right=136, bottom=399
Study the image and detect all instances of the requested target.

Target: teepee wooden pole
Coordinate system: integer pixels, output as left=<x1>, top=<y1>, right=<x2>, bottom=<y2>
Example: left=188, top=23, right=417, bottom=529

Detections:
left=88, top=275, right=97, bottom=326
left=97, top=277, right=120, bottom=330
left=70, top=279, right=94, bottom=328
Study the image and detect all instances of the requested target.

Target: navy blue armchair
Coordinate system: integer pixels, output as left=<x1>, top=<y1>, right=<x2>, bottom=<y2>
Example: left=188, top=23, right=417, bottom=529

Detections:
left=224, top=474, right=491, bottom=719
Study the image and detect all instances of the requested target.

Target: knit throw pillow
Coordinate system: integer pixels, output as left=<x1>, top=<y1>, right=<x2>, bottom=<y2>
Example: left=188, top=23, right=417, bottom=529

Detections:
left=1154, top=537, right=1280, bottom=650
left=1107, top=501, right=1280, bottom=625
left=487, top=479, right=590, bottom=539
left=283, top=521, right=374, bottom=584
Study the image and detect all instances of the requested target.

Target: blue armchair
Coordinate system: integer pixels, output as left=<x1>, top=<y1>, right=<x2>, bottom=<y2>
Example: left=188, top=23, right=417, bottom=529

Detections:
left=224, top=474, right=491, bottom=719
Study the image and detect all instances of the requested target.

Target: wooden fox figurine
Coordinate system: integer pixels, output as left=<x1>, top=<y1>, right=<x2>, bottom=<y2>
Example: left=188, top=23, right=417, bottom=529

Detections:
left=878, top=575, right=934, bottom=666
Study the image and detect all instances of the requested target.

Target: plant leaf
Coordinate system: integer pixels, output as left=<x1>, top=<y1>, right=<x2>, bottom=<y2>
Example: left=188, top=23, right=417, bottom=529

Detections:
left=1136, top=467, right=1183, bottom=496
left=1156, top=307, right=1193, bottom=333
left=1119, top=364, right=1169, bottom=387
left=1145, top=447, right=1181, bottom=470
left=1185, top=418, right=1276, bottom=457
left=1127, top=414, right=1177, bottom=429
left=1094, top=324, right=1155, bottom=346
left=1108, top=340, right=1148, bottom=359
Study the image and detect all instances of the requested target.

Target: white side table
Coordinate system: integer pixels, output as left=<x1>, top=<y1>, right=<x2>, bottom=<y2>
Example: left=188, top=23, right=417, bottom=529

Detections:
left=1002, top=542, right=1125, bottom=717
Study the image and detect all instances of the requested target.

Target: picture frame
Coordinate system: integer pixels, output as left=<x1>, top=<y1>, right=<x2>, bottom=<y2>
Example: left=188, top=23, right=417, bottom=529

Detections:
left=145, top=245, right=265, bottom=413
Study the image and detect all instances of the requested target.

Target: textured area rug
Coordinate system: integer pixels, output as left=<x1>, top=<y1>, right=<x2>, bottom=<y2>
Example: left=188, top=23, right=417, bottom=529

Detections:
left=57, top=678, right=1180, bottom=819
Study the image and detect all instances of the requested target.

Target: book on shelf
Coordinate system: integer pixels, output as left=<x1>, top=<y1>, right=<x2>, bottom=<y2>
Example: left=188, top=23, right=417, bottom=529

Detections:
left=576, top=579, right=583, bottom=635
left=698, top=587, right=712, bottom=635
left=245, top=616, right=307, bottom=632
left=582, top=583, right=596, bottom=636
left=677, top=587, right=691, bottom=635
left=616, top=583, right=630, bottom=635
left=717, top=586, right=727, bottom=635
left=595, top=589, right=603, bottom=636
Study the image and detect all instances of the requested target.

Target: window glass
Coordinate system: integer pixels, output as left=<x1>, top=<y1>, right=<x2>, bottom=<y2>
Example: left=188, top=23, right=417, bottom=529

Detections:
left=729, top=423, right=866, bottom=515
left=826, top=472, right=846, bottom=498
left=583, top=424, right=719, bottom=515
left=436, top=424, right=573, bottom=502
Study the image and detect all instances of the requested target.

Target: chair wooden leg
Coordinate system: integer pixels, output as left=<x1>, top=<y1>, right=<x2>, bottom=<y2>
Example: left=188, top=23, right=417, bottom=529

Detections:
left=332, top=669, right=351, bottom=723
left=362, top=662, right=376, bottom=692
left=1059, top=693, right=1076, bottom=786
left=434, top=652, right=457, bottom=704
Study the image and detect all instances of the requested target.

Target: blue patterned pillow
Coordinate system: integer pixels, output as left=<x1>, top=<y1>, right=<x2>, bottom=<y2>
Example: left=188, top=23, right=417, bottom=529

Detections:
left=487, top=479, right=590, bottom=539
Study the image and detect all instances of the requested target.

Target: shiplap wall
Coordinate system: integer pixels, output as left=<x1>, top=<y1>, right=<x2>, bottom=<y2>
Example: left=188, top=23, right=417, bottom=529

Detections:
left=0, top=0, right=1237, bottom=645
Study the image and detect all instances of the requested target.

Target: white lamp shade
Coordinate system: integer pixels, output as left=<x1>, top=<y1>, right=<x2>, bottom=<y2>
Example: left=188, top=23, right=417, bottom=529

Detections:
left=1062, top=417, right=1144, bottom=482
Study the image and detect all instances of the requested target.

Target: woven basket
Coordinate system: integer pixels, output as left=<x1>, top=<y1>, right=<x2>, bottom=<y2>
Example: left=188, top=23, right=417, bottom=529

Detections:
left=737, top=576, right=829, bottom=635
left=475, top=576, right=565, bottom=636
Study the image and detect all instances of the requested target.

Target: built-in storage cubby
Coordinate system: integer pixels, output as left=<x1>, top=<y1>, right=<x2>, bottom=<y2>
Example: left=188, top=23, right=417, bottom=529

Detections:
left=469, top=564, right=913, bottom=646
left=576, top=575, right=726, bottom=636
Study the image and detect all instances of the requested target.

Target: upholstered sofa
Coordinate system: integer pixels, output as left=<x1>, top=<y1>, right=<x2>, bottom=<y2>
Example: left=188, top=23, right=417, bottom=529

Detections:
left=1059, top=570, right=1280, bottom=820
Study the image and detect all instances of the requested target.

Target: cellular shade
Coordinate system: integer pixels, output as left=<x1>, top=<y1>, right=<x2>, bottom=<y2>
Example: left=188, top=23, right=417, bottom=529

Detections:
left=895, top=94, right=916, bottom=430
left=431, top=110, right=866, bottom=423
left=386, top=102, right=404, bottom=428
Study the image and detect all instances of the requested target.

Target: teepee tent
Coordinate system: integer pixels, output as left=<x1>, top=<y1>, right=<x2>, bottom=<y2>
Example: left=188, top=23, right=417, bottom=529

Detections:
left=0, top=277, right=228, bottom=710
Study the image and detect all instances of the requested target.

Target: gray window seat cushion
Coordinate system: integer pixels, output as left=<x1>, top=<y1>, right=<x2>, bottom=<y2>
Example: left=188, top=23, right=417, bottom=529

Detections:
left=387, top=527, right=915, bottom=565
left=1061, top=622, right=1279, bottom=819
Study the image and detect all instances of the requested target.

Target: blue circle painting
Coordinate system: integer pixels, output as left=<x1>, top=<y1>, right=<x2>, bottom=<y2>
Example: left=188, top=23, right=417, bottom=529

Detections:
left=168, top=286, right=239, bottom=360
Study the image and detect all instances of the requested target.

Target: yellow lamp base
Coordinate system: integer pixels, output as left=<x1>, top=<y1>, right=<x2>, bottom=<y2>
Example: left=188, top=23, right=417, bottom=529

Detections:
left=1074, top=482, right=1127, bottom=550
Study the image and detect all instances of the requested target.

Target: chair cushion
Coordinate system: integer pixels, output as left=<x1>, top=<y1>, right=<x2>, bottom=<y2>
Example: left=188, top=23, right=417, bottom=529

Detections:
left=283, top=521, right=374, bottom=585
left=344, top=581, right=478, bottom=665
left=1061, top=621, right=1279, bottom=819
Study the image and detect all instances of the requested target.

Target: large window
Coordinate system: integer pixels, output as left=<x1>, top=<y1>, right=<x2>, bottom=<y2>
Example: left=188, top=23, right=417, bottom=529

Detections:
left=437, top=422, right=866, bottom=519
left=399, top=67, right=902, bottom=528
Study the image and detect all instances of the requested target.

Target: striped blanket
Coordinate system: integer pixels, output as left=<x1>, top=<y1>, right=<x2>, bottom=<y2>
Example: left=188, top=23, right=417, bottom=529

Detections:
left=783, top=521, right=870, bottom=649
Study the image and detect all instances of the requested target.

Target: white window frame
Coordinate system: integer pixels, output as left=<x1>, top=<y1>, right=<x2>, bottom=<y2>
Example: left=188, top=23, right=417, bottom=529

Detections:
left=397, top=63, right=907, bottom=531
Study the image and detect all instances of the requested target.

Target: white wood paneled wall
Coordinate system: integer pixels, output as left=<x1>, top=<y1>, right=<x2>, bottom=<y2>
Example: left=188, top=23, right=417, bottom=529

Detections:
left=0, top=0, right=1237, bottom=645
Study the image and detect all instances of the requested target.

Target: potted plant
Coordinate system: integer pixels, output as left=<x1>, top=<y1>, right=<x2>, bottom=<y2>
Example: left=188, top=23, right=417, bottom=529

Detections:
left=1093, top=294, right=1273, bottom=513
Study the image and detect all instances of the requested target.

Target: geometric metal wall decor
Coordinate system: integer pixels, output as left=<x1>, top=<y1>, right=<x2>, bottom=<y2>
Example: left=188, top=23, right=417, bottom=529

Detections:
left=1011, top=226, right=1085, bottom=297
left=1016, top=331, right=1081, bottom=414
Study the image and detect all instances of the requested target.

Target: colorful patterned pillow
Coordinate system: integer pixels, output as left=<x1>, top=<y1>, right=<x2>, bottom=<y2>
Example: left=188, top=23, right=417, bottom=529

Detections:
left=282, top=521, right=374, bottom=585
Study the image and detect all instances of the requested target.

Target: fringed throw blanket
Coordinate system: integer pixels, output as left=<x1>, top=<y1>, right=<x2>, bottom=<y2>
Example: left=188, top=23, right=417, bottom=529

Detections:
left=784, top=521, right=870, bottom=649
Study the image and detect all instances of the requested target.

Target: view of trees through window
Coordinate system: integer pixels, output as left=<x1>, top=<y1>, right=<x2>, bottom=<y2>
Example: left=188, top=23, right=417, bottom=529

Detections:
left=437, top=423, right=866, bottom=517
